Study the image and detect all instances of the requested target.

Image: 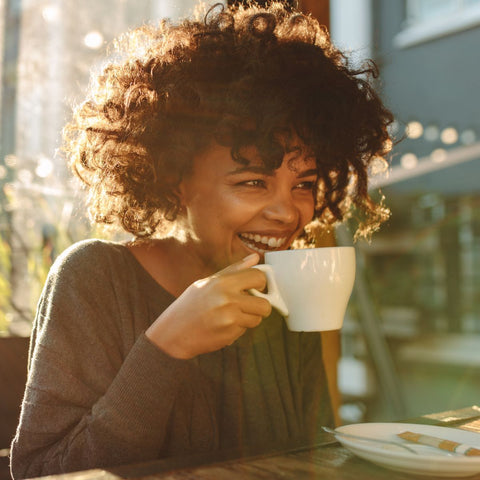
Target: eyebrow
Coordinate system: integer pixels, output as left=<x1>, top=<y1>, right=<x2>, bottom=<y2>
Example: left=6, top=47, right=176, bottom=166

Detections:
left=298, top=168, right=319, bottom=178
left=227, top=166, right=318, bottom=178
left=227, top=165, right=274, bottom=176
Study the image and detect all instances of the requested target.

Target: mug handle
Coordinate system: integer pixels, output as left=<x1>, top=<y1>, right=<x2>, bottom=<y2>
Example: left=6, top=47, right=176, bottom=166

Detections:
left=249, top=265, right=289, bottom=317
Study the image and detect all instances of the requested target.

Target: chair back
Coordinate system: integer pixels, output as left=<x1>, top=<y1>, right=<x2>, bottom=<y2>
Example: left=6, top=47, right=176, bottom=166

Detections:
left=0, top=337, right=29, bottom=449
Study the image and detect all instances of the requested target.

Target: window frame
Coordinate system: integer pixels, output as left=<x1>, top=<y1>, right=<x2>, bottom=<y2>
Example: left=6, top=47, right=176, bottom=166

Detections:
left=394, top=0, right=480, bottom=48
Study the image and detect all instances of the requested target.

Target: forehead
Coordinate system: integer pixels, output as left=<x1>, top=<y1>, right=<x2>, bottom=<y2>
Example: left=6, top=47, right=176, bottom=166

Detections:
left=235, top=143, right=317, bottom=171
left=189, top=139, right=317, bottom=180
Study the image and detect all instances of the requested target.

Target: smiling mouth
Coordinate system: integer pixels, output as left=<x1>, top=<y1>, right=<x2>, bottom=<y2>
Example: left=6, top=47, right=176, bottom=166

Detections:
left=238, top=233, right=288, bottom=254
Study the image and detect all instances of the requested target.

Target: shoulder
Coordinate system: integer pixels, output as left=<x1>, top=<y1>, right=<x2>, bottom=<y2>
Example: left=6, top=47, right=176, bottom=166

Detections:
left=38, top=239, right=138, bottom=317
left=49, top=238, right=132, bottom=280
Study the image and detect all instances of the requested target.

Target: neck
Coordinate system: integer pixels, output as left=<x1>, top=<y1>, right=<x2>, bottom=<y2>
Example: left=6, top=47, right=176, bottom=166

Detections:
left=128, top=236, right=211, bottom=297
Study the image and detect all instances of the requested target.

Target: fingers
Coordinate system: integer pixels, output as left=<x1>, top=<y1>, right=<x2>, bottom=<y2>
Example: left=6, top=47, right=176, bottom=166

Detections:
left=236, top=313, right=263, bottom=329
left=218, top=253, right=260, bottom=275
left=152, top=256, right=271, bottom=358
left=214, top=295, right=271, bottom=331
left=208, top=253, right=267, bottom=293
left=238, top=293, right=272, bottom=318
left=217, top=313, right=262, bottom=343
left=212, top=264, right=267, bottom=294
left=210, top=257, right=271, bottom=318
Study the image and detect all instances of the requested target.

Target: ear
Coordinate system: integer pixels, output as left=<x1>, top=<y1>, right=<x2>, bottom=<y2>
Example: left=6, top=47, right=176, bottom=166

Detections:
left=163, top=181, right=185, bottom=221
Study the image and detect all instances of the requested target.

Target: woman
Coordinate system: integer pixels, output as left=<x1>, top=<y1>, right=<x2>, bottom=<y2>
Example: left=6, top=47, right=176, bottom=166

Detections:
left=11, top=2, right=393, bottom=477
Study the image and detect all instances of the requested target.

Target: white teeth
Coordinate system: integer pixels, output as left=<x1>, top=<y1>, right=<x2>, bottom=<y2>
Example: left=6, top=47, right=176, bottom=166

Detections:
left=239, top=233, right=287, bottom=250
left=241, top=241, right=267, bottom=255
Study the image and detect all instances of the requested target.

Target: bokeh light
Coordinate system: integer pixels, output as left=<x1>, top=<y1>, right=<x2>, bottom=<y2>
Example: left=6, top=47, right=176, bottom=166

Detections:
left=400, top=153, right=418, bottom=169
left=84, top=31, right=104, bottom=50
left=441, top=127, right=458, bottom=145
left=406, top=121, right=424, bottom=139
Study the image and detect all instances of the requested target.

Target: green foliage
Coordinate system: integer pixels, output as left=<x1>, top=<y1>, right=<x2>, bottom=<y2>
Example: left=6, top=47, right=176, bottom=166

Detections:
left=0, top=214, right=121, bottom=336
left=0, top=237, right=12, bottom=334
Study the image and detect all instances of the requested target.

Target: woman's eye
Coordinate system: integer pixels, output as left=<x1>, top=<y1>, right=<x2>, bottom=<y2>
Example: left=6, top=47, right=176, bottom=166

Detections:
left=295, top=180, right=316, bottom=191
left=240, top=179, right=266, bottom=188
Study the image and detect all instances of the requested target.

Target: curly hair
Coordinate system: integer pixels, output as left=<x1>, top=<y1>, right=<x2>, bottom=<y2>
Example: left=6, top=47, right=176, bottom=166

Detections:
left=64, top=1, right=393, bottom=241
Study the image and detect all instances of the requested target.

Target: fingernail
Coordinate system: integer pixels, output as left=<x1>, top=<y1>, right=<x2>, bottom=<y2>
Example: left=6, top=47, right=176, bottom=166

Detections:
left=242, top=253, right=259, bottom=263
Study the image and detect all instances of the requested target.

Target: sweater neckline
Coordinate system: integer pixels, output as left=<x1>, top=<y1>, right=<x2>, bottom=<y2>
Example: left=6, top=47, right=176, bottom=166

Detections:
left=118, top=242, right=178, bottom=302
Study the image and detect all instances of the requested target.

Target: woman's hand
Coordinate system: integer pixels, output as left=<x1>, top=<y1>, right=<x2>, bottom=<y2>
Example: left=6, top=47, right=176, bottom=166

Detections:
left=146, top=253, right=272, bottom=359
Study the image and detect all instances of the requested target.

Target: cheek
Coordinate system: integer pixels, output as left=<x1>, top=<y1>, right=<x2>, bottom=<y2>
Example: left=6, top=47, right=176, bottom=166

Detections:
left=295, top=206, right=315, bottom=234
left=219, top=192, right=263, bottom=218
left=300, top=196, right=316, bottom=223
left=192, top=193, right=254, bottom=231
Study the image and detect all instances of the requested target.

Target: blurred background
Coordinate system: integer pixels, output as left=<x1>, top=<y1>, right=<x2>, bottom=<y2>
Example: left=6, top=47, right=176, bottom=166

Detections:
left=1, top=0, right=480, bottom=426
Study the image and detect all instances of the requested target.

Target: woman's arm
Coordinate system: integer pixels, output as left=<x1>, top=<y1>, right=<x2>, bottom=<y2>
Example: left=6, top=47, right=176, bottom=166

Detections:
left=10, top=242, right=272, bottom=478
left=10, top=242, right=192, bottom=478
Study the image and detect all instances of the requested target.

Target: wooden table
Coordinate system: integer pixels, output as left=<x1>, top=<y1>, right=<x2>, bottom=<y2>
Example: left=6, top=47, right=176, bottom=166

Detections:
left=32, top=406, right=480, bottom=480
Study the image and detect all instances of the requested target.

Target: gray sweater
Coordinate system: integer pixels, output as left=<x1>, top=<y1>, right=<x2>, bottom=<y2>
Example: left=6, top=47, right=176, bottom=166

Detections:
left=11, top=239, right=333, bottom=478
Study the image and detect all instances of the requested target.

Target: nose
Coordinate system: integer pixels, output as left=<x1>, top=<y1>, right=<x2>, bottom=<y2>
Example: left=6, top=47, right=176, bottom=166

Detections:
left=263, top=189, right=298, bottom=225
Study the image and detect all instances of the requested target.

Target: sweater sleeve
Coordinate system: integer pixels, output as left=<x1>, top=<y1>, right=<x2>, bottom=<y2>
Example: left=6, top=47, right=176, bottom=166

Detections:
left=10, top=241, right=192, bottom=478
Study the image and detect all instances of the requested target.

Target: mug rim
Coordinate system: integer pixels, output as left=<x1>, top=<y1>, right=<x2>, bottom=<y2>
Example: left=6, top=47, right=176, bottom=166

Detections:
left=264, top=245, right=354, bottom=259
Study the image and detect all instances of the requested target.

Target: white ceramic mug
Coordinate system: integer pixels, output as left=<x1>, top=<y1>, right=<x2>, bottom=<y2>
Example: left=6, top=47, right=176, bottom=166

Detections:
left=250, top=246, right=356, bottom=332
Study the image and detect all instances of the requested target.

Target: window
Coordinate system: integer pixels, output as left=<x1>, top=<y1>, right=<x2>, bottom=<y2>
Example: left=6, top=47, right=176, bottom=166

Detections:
left=394, top=0, right=480, bottom=48
left=0, top=0, right=203, bottom=336
left=407, top=0, right=472, bottom=25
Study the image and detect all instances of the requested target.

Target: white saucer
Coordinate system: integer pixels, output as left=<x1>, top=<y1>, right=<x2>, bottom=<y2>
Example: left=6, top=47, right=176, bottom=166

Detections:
left=334, top=422, right=480, bottom=477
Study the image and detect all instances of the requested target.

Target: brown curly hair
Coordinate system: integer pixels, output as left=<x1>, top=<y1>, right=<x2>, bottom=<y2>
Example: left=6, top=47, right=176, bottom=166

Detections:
left=64, top=1, right=393, bottom=240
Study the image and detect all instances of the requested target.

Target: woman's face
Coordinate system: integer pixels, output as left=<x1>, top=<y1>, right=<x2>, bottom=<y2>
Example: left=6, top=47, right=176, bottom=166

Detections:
left=178, top=142, right=318, bottom=274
